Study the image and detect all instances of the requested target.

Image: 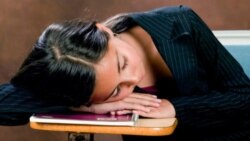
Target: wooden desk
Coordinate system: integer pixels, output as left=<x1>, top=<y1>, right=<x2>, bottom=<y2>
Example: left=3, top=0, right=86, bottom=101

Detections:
left=30, top=118, right=177, bottom=141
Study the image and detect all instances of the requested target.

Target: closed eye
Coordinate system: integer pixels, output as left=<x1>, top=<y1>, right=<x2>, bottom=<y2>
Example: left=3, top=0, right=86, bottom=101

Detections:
left=122, top=57, right=128, bottom=70
left=112, top=87, right=120, bottom=98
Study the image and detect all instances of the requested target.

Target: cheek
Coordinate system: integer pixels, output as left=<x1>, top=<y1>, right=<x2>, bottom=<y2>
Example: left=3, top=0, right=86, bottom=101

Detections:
left=129, top=48, right=141, bottom=65
left=124, top=53, right=138, bottom=69
left=106, top=89, right=132, bottom=102
left=91, top=93, right=108, bottom=104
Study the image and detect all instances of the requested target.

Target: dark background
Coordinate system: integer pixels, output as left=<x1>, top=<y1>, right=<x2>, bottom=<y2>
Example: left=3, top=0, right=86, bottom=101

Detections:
left=0, top=0, right=249, bottom=141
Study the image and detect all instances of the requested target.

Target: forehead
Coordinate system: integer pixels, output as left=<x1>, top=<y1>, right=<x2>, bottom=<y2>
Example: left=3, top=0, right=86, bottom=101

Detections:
left=91, top=40, right=118, bottom=103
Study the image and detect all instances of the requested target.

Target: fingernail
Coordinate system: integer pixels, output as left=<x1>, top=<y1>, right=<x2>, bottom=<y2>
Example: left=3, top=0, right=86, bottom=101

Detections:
left=157, top=99, right=161, bottom=102
left=155, top=103, right=160, bottom=107
left=132, top=111, right=138, bottom=114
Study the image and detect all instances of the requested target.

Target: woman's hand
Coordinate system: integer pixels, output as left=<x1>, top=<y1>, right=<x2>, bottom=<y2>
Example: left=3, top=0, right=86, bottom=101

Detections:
left=132, top=99, right=176, bottom=118
left=70, top=93, right=161, bottom=114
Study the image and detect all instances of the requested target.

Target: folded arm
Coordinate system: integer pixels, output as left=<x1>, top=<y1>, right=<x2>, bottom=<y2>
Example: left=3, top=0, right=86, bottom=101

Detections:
left=168, top=8, right=250, bottom=129
left=0, top=83, right=69, bottom=125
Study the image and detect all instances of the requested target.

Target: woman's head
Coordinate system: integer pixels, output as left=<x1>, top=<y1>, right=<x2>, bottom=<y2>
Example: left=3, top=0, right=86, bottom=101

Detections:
left=12, top=14, right=144, bottom=107
left=11, top=21, right=110, bottom=106
left=90, top=29, right=145, bottom=104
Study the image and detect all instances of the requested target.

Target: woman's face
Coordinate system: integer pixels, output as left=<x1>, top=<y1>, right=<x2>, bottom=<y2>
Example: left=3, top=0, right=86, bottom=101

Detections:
left=91, top=26, right=145, bottom=104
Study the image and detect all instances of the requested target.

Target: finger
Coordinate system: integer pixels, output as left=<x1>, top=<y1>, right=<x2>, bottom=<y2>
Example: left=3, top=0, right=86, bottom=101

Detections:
left=132, top=110, right=155, bottom=118
left=110, top=111, right=116, bottom=115
left=116, top=110, right=133, bottom=115
left=129, top=93, right=162, bottom=103
left=110, top=110, right=133, bottom=115
left=69, top=106, right=91, bottom=112
left=117, top=101, right=151, bottom=113
left=122, top=97, right=161, bottom=108
left=129, top=93, right=158, bottom=100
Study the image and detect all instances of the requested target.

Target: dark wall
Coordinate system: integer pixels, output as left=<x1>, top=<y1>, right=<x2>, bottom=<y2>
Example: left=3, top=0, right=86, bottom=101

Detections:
left=0, top=0, right=250, bottom=141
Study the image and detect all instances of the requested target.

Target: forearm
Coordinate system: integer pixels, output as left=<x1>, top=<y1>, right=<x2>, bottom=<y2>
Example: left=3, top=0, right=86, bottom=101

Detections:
left=0, top=83, right=69, bottom=125
left=0, top=113, right=31, bottom=125
left=169, top=8, right=250, bottom=129
left=170, top=90, right=250, bottom=130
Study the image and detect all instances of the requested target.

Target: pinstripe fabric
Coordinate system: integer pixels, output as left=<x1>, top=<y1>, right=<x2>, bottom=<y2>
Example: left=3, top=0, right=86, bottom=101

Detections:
left=0, top=84, right=69, bottom=125
left=129, top=5, right=250, bottom=140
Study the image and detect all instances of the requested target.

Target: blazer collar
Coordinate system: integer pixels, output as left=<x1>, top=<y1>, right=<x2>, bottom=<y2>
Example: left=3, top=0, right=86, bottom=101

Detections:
left=130, top=9, right=191, bottom=41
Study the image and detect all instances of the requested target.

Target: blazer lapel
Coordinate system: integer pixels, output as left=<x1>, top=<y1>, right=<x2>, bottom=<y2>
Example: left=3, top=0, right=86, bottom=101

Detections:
left=155, top=34, right=199, bottom=95
left=131, top=7, right=199, bottom=95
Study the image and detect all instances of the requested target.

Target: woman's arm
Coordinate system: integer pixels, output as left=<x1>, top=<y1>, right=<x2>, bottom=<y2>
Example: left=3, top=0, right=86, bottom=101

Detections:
left=168, top=8, right=250, bottom=130
left=71, top=92, right=162, bottom=115
left=0, top=83, right=69, bottom=125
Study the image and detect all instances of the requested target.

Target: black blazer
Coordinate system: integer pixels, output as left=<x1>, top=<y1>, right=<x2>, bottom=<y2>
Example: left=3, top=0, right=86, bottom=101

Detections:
left=128, top=5, right=250, bottom=140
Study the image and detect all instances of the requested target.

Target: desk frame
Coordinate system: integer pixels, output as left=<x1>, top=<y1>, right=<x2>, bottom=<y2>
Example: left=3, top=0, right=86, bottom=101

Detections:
left=30, top=118, right=177, bottom=141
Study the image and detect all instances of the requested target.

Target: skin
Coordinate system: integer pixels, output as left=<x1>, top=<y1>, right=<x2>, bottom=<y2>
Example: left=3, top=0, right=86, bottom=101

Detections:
left=71, top=23, right=176, bottom=118
left=91, top=29, right=145, bottom=103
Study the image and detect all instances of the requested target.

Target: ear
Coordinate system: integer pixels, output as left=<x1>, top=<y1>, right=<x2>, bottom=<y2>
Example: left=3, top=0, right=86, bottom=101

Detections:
left=96, top=23, right=113, bottom=35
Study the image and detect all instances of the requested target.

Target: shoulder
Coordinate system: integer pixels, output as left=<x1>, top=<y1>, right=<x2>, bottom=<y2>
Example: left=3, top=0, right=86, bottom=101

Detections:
left=0, top=83, right=16, bottom=95
left=149, top=5, right=193, bottom=14
left=129, top=5, right=197, bottom=40
left=130, top=5, right=195, bottom=19
left=129, top=5, right=197, bottom=31
left=0, top=83, right=32, bottom=99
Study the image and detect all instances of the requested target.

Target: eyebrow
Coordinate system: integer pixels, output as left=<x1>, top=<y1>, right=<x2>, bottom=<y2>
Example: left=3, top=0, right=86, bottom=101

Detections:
left=103, top=51, right=120, bottom=101
left=116, top=50, right=121, bottom=73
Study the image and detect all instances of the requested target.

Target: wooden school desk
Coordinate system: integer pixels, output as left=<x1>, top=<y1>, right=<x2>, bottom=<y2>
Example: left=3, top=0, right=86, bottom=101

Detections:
left=30, top=118, right=177, bottom=141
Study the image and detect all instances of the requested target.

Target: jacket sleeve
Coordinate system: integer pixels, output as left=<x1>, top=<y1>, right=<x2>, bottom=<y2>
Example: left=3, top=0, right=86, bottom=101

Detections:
left=169, top=7, right=250, bottom=130
left=0, top=83, right=69, bottom=125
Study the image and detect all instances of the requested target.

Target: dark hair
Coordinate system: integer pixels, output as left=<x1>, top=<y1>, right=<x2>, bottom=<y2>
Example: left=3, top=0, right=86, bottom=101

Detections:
left=11, top=21, right=109, bottom=106
left=103, top=13, right=137, bottom=34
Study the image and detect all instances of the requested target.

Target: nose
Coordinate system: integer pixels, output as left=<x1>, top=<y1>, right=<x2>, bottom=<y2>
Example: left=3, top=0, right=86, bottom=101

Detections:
left=120, top=74, right=141, bottom=87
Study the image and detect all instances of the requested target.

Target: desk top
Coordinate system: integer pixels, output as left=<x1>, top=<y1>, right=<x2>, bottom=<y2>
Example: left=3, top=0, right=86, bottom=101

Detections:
left=30, top=118, right=177, bottom=136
